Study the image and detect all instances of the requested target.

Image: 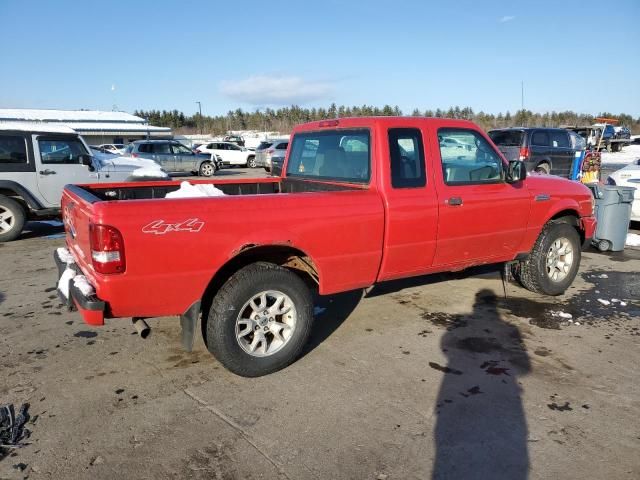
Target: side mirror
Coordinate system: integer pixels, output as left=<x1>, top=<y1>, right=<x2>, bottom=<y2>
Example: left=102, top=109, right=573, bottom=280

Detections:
left=506, top=160, right=526, bottom=183
left=79, top=154, right=95, bottom=171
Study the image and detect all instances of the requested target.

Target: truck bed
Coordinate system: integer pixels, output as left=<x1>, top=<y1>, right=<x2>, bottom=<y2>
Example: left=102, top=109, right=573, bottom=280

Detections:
left=77, top=177, right=362, bottom=202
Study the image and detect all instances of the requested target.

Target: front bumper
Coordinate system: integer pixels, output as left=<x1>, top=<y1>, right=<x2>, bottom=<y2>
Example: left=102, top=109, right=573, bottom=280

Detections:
left=580, top=215, right=597, bottom=249
left=54, top=248, right=106, bottom=326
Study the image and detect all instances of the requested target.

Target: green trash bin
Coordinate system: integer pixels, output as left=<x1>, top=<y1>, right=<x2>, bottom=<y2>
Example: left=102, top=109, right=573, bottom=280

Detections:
left=589, top=185, right=636, bottom=251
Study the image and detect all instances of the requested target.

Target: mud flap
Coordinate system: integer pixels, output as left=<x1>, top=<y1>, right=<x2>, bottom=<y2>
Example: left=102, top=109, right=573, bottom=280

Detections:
left=180, top=301, right=201, bottom=352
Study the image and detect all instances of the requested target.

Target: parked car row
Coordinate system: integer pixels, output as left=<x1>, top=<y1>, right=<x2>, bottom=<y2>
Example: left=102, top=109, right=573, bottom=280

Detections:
left=254, top=139, right=289, bottom=172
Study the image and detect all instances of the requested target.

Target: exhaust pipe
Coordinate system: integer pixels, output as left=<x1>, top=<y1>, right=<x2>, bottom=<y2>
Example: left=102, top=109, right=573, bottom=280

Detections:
left=132, top=317, right=150, bottom=339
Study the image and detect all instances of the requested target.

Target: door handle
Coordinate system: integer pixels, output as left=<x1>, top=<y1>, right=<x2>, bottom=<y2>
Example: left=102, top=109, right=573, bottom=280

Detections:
left=39, top=169, right=57, bottom=175
left=447, top=197, right=463, bottom=206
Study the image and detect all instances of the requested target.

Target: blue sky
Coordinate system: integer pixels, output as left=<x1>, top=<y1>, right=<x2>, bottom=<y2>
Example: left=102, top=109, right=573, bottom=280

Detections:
left=1, top=0, right=639, bottom=117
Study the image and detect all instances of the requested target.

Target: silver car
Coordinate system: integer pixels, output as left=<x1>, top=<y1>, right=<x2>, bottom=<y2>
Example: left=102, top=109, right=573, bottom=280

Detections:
left=255, top=139, right=289, bottom=171
left=125, top=140, right=217, bottom=176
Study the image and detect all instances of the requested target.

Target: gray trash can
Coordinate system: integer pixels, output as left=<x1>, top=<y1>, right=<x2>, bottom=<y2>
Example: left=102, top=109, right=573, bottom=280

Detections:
left=588, top=184, right=636, bottom=251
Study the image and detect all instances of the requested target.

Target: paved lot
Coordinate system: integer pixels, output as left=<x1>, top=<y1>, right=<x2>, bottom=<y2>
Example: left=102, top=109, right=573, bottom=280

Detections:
left=1, top=169, right=639, bottom=479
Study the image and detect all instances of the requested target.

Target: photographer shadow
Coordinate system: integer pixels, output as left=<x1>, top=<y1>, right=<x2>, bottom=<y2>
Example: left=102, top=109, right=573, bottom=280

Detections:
left=432, top=289, right=531, bottom=480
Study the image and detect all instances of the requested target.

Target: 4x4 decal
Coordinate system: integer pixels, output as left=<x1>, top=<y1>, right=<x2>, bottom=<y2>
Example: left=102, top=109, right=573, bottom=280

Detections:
left=142, top=218, right=204, bottom=235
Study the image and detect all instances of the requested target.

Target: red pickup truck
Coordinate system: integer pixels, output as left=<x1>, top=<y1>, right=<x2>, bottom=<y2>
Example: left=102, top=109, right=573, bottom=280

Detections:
left=55, top=117, right=596, bottom=376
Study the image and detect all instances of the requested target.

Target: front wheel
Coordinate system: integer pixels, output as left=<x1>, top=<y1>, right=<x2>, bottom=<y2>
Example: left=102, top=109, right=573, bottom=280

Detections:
left=0, top=196, right=26, bottom=242
left=205, top=262, right=314, bottom=377
left=247, top=156, right=256, bottom=168
left=512, top=222, right=581, bottom=296
left=199, top=161, right=216, bottom=177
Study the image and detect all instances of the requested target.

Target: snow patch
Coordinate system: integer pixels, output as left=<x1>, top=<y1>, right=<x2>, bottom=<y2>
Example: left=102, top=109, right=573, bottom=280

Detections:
left=165, top=181, right=226, bottom=198
left=73, top=276, right=95, bottom=297
left=626, top=233, right=640, bottom=247
left=551, top=311, right=573, bottom=319
left=597, top=299, right=610, bottom=306
left=601, top=144, right=640, bottom=165
left=130, top=167, right=169, bottom=179
left=56, top=247, right=75, bottom=264
left=57, top=267, right=75, bottom=298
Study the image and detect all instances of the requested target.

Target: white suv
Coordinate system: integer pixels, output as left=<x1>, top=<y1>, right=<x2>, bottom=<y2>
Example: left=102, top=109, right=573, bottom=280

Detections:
left=196, top=141, right=256, bottom=167
left=0, top=123, right=167, bottom=242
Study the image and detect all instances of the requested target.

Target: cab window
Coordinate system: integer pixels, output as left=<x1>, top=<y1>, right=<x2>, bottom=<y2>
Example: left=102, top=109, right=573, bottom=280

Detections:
left=38, top=136, right=88, bottom=165
left=438, top=129, right=503, bottom=185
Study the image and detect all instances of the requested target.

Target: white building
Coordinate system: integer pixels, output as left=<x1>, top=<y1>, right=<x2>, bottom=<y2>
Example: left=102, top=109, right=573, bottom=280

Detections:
left=0, top=108, right=172, bottom=145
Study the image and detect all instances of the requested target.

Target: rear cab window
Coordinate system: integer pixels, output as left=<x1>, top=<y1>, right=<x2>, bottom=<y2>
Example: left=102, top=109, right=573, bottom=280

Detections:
left=388, top=128, right=426, bottom=188
left=287, top=129, right=370, bottom=183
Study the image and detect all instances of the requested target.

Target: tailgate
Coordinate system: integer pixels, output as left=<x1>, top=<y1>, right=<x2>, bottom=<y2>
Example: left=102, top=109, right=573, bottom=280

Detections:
left=60, top=185, right=98, bottom=275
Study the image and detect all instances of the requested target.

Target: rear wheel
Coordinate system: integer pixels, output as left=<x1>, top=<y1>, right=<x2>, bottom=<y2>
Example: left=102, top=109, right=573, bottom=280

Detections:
left=205, top=262, right=314, bottom=377
left=199, top=162, right=215, bottom=177
left=512, top=222, right=581, bottom=296
left=0, top=195, right=26, bottom=243
left=247, top=156, right=256, bottom=168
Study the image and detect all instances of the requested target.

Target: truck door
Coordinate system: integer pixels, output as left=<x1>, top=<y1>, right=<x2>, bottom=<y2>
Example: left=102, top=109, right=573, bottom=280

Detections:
left=34, top=135, right=99, bottom=207
left=431, top=127, right=529, bottom=267
left=377, top=126, right=439, bottom=281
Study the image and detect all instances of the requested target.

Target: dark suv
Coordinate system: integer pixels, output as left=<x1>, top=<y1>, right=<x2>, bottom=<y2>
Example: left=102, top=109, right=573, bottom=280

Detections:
left=488, top=128, right=575, bottom=177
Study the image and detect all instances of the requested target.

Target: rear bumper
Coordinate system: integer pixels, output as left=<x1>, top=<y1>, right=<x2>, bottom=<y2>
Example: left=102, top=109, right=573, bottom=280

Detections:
left=54, top=249, right=106, bottom=326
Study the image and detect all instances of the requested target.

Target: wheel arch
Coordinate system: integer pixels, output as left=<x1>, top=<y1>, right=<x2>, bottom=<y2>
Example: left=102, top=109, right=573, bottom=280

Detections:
left=0, top=181, right=42, bottom=211
left=200, top=244, right=320, bottom=329
left=549, top=209, right=584, bottom=243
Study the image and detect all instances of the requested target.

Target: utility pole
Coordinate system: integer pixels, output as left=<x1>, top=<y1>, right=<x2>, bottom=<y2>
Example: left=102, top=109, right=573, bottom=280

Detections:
left=195, top=101, right=202, bottom=135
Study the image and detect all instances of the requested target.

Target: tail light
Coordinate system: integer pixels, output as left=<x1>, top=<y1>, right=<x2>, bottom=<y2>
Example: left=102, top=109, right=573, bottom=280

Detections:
left=266, top=148, right=275, bottom=158
left=518, top=147, right=530, bottom=161
left=131, top=153, right=139, bottom=158
left=90, top=224, right=126, bottom=274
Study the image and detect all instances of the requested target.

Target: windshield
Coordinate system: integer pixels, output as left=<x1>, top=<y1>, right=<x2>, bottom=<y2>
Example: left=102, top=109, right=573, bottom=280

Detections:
left=286, top=129, right=370, bottom=183
left=488, top=130, right=524, bottom=147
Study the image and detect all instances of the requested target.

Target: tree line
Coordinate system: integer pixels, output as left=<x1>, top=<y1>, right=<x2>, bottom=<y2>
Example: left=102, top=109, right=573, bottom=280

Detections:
left=133, top=104, right=640, bottom=135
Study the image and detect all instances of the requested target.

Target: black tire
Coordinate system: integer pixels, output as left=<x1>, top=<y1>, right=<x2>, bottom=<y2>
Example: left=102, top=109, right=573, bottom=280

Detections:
left=0, top=195, right=26, bottom=242
left=199, top=161, right=216, bottom=177
left=512, top=222, right=581, bottom=296
left=535, top=163, right=550, bottom=174
left=247, top=156, right=256, bottom=168
left=205, top=262, right=314, bottom=377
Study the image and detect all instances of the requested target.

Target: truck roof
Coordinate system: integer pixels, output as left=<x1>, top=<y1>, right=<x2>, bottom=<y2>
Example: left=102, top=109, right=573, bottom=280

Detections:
left=0, top=121, right=77, bottom=134
left=292, top=116, right=478, bottom=132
